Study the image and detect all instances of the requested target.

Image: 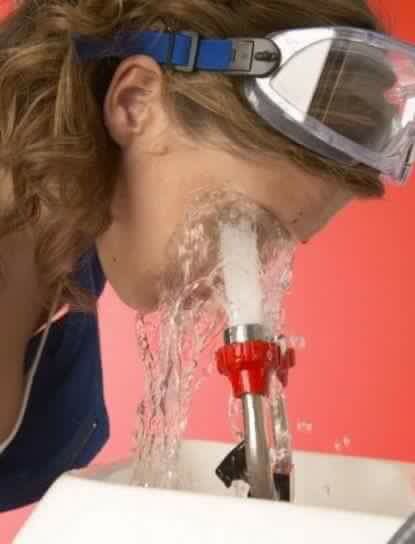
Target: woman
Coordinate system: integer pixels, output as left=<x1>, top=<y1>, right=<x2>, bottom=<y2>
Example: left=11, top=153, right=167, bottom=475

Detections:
left=0, top=0, right=411, bottom=511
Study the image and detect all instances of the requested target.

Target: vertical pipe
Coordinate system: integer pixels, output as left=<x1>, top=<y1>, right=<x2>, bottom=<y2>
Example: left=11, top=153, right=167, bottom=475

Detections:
left=242, top=393, right=276, bottom=500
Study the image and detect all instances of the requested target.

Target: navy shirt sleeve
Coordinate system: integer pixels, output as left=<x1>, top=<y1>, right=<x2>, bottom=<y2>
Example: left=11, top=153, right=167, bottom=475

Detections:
left=0, top=248, right=110, bottom=512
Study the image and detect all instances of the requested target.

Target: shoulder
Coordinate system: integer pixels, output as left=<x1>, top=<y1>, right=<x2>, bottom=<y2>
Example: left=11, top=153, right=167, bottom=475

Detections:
left=0, top=227, right=43, bottom=351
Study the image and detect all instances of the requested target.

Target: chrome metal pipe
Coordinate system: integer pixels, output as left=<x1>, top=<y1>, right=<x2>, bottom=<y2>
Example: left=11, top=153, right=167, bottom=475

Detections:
left=224, top=323, right=267, bottom=344
left=224, top=323, right=276, bottom=500
left=242, top=393, right=276, bottom=500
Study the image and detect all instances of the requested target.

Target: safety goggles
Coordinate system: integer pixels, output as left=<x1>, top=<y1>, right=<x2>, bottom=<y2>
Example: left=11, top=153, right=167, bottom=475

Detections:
left=75, top=26, right=415, bottom=184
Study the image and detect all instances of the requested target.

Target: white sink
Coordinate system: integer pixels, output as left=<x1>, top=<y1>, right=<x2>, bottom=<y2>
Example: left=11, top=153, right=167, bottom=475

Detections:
left=15, top=440, right=415, bottom=543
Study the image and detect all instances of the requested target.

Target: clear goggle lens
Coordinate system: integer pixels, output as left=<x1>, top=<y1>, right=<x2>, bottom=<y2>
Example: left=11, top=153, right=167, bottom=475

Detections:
left=269, top=38, right=415, bottom=156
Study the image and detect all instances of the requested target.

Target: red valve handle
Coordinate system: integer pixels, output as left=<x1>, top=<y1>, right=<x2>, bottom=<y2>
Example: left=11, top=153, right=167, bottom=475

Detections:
left=216, top=341, right=277, bottom=398
left=216, top=340, right=296, bottom=398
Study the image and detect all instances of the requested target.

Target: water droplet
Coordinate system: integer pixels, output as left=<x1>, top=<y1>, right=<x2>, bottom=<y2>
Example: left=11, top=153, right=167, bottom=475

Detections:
left=297, top=421, right=313, bottom=433
left=334, top=436, right=351, bottom=452
left=334, top=440, right=342, bottom=452
left=290, top=336, right=306, bottom=350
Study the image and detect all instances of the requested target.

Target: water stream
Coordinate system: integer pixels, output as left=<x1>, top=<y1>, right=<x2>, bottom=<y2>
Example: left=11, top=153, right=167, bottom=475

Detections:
left=130, top=191, right=300, bottom=491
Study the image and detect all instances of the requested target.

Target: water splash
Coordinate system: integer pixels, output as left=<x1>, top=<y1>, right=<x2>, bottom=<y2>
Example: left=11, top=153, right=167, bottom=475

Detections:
left=269, top=378, right=293, bottom=475
left=130, top=191, right=297, bottom=490
left=232, top=480, right=250, bottom=498
left=131, top=294, right=225, bottom=489
left=228, top=397, right=244, bottom=443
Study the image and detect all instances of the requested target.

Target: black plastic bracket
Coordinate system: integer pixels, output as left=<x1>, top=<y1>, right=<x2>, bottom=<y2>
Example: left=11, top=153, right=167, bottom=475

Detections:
left=215, top=440, right=292, bottom=501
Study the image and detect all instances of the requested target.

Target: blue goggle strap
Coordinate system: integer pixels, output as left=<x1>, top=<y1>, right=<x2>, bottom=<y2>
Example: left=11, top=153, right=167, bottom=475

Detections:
left=73, top=30, right=280, bottom=76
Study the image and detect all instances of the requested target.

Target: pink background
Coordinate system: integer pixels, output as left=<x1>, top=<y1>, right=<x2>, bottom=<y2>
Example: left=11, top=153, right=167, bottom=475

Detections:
left=1, top=0, right=415, bottom=541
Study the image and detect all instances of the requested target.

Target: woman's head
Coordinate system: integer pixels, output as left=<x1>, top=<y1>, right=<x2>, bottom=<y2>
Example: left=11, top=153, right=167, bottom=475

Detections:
left=96, top=52, right=353, bottom=308
left=0, top=0, right=386, bottom=310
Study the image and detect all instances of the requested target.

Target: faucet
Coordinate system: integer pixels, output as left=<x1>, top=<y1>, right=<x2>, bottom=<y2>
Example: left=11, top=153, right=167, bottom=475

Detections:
left=216, top=325, right=296, bottom=501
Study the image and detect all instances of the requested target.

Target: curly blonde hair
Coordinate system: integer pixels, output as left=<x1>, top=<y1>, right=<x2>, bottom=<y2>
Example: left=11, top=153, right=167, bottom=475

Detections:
left=0, top=0, right=386, bottom=309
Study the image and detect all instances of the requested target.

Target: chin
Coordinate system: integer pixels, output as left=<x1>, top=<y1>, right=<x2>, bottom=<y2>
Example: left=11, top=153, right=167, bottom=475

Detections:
left=130, top=292, right=160, bottom=314
left=109, top=280, right=159, bottom=314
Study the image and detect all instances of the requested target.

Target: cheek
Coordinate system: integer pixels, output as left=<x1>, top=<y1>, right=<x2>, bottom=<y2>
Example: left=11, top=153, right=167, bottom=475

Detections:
left=136, top=194, right=172, bottom=249
left=133, top=190, right=188, bottom=282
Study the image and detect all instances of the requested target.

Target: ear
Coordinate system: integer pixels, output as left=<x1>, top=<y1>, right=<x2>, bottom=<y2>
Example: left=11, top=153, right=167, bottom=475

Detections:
left=104, top=55, right=164, bottom=148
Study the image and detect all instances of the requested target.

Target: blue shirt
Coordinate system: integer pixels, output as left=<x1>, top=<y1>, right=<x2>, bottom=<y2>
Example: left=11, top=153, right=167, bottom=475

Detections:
left=0, top=249, right=109, bottom=512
